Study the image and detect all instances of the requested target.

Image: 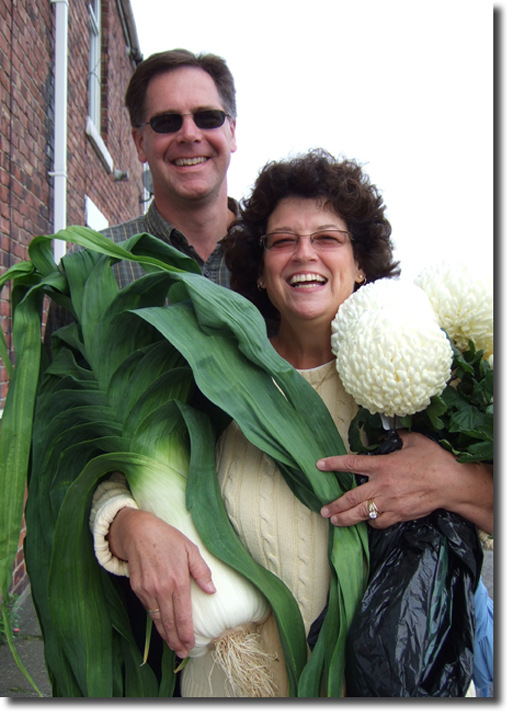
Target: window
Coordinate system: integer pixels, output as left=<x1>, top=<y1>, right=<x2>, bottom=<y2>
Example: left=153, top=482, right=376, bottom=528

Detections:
left=88, top=0, right=101, bottom=130
left=85, top=195, right=109, bottom=231
left=86, top=1, right=114, bottom=171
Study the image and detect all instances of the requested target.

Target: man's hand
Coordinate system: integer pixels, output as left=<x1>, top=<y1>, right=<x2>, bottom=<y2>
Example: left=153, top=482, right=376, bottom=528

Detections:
left=318, top=431, right=493, bottom=533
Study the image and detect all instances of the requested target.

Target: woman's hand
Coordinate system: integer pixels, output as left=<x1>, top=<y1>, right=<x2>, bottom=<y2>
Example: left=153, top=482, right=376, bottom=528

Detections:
left=108, top=507, right=216, bottom=658
left=317, top=430, right=493, bottom=534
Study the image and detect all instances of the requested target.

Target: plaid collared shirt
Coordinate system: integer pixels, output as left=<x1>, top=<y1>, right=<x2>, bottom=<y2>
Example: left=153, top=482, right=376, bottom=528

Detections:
left=101, top=198, right=234, bottom=289
left=45, top=198, right=237, bottom=341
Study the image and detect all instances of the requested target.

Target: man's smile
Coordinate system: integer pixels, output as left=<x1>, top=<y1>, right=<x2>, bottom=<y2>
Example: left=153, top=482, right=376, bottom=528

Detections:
left=172, top=156, right=209, bottom=166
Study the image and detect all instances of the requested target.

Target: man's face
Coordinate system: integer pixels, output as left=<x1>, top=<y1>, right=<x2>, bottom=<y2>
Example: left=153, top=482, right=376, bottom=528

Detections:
left=133, top=67, right=237, bottom=207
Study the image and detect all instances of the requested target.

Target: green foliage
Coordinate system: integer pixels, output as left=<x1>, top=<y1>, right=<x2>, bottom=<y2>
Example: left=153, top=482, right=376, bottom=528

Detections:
left=406, top=341, right=493, bottom=462
left=0, top=227, right=368, bottom=697
left=349, top=340, right=493, bottom=464
left=0, top=594, right=21, bottom=645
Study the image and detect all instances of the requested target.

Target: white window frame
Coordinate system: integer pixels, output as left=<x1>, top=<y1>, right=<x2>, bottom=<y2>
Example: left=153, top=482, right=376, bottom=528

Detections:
left=85, top=195, right=109, bottom=231
left=88, top=0, right=101, bottom=130
left=86, top=1, right=113, bottom=171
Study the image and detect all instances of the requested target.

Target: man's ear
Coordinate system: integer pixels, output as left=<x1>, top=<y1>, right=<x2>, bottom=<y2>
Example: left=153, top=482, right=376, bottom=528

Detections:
left=132, top=127, right=148, bottom=163
left=229, top=119, right=237, bottom=153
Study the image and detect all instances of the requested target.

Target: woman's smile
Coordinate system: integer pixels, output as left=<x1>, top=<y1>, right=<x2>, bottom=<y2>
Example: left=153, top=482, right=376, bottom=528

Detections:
left=287, top=272, right=328, bottom=289
left=259, top=197, right=362, bottom=327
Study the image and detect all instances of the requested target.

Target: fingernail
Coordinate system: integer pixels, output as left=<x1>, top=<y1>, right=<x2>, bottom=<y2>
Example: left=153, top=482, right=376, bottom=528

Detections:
left=317, top=460, right=326, bottom=470
left=176, top=651, right=187, bottom=659
left=320, top=507, right=330, bottom=517
left=207, top=581, right=216, bottom=593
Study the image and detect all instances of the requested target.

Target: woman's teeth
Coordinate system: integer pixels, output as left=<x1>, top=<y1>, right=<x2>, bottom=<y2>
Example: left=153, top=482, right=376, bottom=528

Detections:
left=289, top=273, right=327, bottom=287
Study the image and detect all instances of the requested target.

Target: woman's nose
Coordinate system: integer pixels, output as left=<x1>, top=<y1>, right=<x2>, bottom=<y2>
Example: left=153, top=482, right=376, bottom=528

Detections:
left=292, top=235, right=317, bottom=259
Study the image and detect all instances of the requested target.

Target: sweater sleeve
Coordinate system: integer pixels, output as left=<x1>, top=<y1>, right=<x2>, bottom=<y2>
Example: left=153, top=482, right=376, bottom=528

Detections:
left=89, top=472, right=139, bottom=576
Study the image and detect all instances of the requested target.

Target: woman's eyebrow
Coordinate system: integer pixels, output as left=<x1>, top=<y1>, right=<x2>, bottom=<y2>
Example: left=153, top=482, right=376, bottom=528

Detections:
left=268, top=224, right=344, bottom=232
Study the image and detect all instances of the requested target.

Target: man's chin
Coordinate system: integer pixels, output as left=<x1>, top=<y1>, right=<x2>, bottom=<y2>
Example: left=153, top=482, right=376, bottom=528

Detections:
left=156, top=180, right=221, bottom=206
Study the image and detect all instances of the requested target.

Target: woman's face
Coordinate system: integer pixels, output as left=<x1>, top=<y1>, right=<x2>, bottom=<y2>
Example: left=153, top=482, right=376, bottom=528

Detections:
left=258, top=197, right=363, bottom=329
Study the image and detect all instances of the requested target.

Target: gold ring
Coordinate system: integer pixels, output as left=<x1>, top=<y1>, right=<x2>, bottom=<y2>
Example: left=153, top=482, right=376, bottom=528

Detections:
left=367, top=500, right=381, bottom=520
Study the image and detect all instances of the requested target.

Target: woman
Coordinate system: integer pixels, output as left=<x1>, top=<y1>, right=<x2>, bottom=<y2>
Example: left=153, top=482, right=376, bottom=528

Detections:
left=91, top=150, right=492, bottom=696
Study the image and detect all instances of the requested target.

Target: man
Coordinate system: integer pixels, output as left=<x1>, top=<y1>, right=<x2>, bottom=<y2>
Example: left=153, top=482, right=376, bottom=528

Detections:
left=46, top=49, right=238, bottom=337
left=105, top=48, right=238, bottom=284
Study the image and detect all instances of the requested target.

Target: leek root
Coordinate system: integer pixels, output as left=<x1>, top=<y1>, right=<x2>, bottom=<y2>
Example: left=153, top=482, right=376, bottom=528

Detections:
left=211, top=624, right=278, bottom=697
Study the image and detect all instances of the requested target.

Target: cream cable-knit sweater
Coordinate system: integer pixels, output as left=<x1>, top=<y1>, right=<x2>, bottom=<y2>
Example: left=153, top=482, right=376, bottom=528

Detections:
left=89, top=361, right=359, bottom=696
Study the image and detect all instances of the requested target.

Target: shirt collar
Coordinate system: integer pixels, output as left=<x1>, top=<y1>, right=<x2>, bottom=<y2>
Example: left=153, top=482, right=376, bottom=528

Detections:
left=146, top=197, right=240, bottom=243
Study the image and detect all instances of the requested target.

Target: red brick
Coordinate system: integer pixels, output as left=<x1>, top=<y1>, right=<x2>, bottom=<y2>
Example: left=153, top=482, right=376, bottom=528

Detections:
left=1, top=0, right=144, bottom=592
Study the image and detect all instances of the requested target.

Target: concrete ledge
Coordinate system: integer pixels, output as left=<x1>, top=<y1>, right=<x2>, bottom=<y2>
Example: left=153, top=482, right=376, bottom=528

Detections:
left=86, top=116, right=114, bottom=173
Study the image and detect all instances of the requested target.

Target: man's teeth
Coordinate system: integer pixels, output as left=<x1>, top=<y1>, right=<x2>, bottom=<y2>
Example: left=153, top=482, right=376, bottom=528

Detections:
left=289, top=273, right=327, bottom=287
left=173, top=157, right=208, bottom=166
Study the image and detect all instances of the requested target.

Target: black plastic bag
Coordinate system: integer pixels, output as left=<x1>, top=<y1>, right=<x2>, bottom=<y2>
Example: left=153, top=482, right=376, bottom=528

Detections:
left=346, top=430, right=483, bottom=696
left=309, top=430, right=483, bottom=697
left=346, top=509, right=482, bottom=696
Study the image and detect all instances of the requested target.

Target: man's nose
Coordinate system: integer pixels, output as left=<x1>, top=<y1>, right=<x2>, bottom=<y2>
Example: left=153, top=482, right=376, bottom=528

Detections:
left=176, top=115, right=202, bottom=141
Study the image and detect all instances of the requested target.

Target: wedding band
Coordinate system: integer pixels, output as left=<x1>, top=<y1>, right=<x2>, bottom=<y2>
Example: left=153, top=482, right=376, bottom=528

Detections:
left=367, top=500, right=381, bottom=520
left=149, top=608, right=160, bottom=615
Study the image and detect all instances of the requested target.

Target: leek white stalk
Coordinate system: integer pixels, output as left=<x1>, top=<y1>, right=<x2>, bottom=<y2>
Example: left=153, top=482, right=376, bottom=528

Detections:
left=124, top=449, right=275, bottom=696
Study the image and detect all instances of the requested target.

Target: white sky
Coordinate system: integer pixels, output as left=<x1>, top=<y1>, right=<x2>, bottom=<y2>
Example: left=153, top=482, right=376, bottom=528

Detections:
left=128, top=0, right=495, bottom=283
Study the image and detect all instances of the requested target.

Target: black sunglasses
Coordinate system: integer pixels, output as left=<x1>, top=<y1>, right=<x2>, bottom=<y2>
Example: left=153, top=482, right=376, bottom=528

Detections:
left=139, top=110, right=229, bottom=134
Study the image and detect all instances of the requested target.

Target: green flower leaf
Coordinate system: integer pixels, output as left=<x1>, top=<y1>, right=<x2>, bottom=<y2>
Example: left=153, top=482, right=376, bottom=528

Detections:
left=448, top=404, right=487, bottom=433
left=425, top=395, right=448, bottom=431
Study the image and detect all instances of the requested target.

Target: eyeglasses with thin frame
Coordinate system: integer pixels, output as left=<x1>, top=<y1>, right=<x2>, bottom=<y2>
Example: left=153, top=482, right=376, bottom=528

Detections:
left=139, top=110, right=229, bottom=134
left=260, top=230, right=352, bottom=252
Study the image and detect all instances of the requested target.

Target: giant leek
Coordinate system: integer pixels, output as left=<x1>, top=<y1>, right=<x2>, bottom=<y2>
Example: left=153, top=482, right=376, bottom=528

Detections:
left=0, top=228, right=369, bottom=697
left=116, top=400, right=276, bottom=697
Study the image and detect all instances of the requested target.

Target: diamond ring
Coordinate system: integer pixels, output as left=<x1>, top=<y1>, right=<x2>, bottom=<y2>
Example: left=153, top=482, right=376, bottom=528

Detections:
left=367, top=500, right=381, bottom=520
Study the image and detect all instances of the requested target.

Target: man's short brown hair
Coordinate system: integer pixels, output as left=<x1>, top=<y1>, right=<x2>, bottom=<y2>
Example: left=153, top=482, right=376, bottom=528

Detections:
left=125, top=48, right=237, bottom=127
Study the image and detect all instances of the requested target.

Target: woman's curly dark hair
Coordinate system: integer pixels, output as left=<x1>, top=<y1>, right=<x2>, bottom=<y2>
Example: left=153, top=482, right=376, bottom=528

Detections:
left=224, top=149, right=400, bottom=324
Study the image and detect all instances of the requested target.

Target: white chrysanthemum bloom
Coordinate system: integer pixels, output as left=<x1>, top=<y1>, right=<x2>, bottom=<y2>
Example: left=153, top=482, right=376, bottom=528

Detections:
left=414, top=262, right=493, bottom=359
left=332, top=279, right=453, bottom=417
left=331, top=278, right=438, bottom=356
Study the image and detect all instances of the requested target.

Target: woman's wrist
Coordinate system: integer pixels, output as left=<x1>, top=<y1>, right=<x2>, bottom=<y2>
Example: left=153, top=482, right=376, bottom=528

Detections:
left=107, top=506, right=139, bottom=561
left=90, top=480, right=139, bottom=575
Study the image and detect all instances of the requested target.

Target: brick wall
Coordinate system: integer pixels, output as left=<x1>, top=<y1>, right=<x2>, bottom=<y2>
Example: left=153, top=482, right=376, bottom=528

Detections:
left=0, top=0, right=55, bottom=407
left=0, top=0, right=144, bottom=598
left=66, top=0, right=144, bottom=227
left=1, top=0, right=144, bottom=410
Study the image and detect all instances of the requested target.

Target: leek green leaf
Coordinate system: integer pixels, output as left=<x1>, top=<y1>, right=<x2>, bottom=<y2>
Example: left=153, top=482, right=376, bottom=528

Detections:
left=0, top=228, right=368, bottom=697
